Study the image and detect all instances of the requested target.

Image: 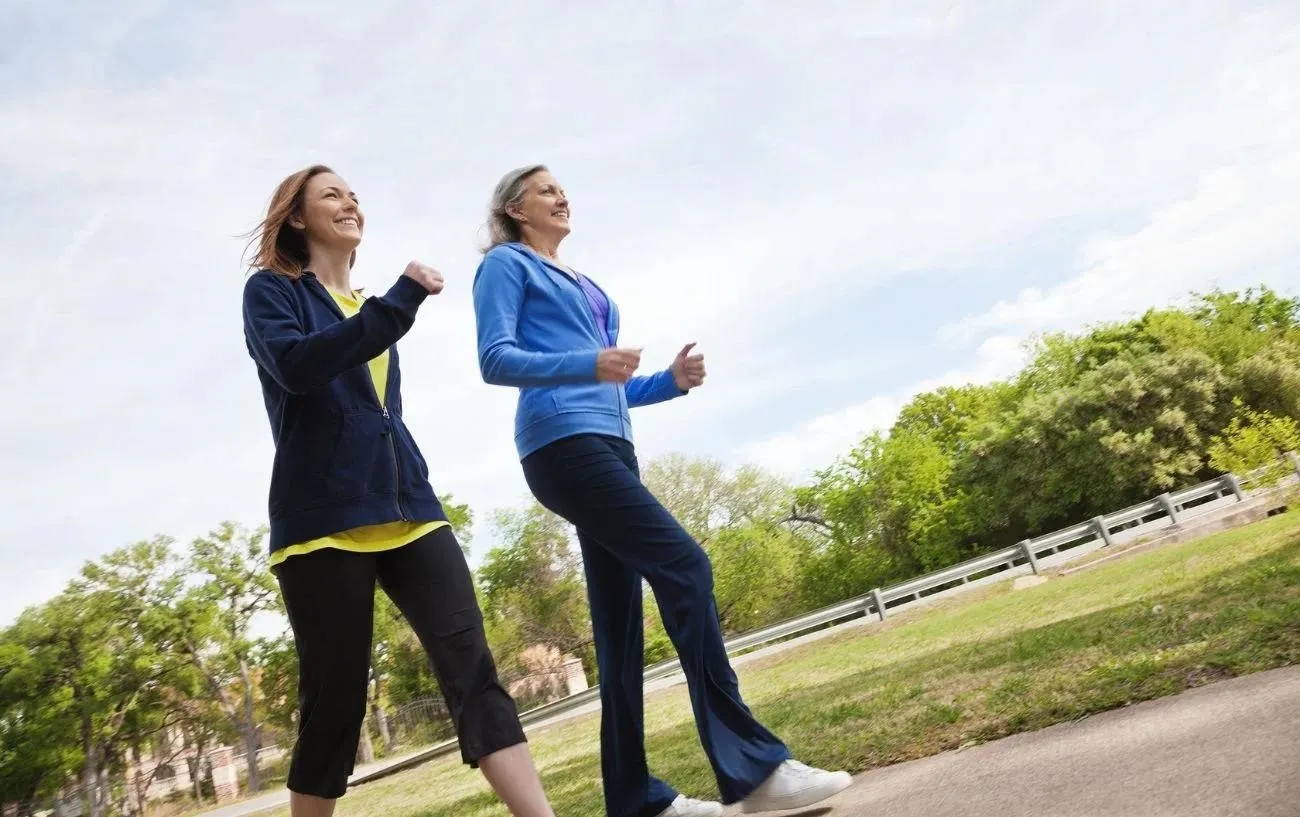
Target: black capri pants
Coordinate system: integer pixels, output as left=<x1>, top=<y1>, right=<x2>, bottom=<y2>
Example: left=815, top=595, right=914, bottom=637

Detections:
left=273, top=525, right=526, bottom=799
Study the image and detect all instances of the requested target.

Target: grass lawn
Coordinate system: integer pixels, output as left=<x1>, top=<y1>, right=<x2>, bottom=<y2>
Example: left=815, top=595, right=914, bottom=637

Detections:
left=267, top=512, right=1300, bottom=817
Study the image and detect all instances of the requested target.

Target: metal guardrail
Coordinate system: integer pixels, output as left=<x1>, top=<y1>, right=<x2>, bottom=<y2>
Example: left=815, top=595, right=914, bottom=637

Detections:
left=352, top=459, right=1299, bottom=785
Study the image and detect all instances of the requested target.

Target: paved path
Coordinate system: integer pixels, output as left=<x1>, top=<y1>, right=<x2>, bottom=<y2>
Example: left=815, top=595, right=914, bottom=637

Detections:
left=203, top=665, right=1299, bottom=816
left=770, top=664, right=1300, bottom=817
left=192, top=747, right=433, bottom=817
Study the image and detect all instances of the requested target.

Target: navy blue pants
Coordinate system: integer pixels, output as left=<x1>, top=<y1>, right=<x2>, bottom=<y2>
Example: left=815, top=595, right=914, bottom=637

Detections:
left=523, top=434, right=790, bottom=817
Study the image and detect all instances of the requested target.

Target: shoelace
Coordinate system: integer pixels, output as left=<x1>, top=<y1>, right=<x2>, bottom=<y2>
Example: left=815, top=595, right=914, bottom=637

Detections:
left=674, top=795, right=715, bottom=809
left=782, top=760, right=819, bottom=778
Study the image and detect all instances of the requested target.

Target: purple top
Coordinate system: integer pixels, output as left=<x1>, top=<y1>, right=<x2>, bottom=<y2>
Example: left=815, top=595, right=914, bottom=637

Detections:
left=574, top=273, right=612, bottom=347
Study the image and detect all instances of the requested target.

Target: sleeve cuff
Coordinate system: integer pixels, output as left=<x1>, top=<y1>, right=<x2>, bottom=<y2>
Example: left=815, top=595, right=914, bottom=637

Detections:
left=659, top=369, right=688, bottom=399
left=383, top=274, right=431, bottom=315
left=564, top=350, right=602, bottom=381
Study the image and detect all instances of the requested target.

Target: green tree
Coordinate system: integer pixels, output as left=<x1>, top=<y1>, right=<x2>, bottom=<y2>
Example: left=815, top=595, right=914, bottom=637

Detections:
left=78, top=538, right=200, bottom=814
left=9, top=588, right=133, bottom=817
left=363, top=594, right=409, bottom=759
left=1181, top=286, right=1300, bottom=366
left=179, top=522, right=280, bottom=793
left=641, top=591, right=674, bottom=667
left=968, top=349, right=1226, bottom=538
left=796, top=430, right=959, bottom=605
left=5, top=537, right=227, bottom=814
left=641, top=455, right=810, bottom=632
left=642, top=454, right=792, bottom=544
left=1208, top=400, right=1300, bottom=487
left=1015, top=322, right=1159, bottom=396
left=893, top=383, right=1018, bottom=458
left=796, top=382, right=1014, bottom=607
left=1232, top=340, right=1300, bottom=421
left=251, top=634, right=297, bottom=738
left=707, top=523, right=806, bottom=633
left=641, top=454, right=729, bottom=541
left=0, top=611, right=80, bottom=812
left=440, top=493, right=474, bottom=556
left=477, top=504, right=590, bottom=665
left=1015, top=287, right=1300, bottom=395
left=794, top=288, right=1300, bottom=610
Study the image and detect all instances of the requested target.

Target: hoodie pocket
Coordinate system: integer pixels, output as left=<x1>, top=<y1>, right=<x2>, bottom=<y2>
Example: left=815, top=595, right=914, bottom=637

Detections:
left=552, top=381, right=621, bottom=415
left=271, top=410, right=344, bottom=513
left=323, top=411, right=389, bottom=503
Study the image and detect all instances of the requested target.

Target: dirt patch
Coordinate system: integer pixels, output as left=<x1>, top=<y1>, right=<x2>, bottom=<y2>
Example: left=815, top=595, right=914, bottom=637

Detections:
left=1184, top=665, right=1237, bottom=688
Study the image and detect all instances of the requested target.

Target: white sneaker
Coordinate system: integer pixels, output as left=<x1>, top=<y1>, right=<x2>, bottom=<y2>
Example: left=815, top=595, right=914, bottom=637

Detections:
left=655, top=794, right=724, bottom=817
left=740, top=760, right=853, bottom=813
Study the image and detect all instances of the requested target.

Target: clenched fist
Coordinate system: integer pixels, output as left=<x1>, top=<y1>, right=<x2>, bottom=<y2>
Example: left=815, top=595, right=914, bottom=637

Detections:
left=402, top=260, right=445, bottom=295
left=596, top=347, right=643, bottom=384
left=669, top=342, right=706, bottom=391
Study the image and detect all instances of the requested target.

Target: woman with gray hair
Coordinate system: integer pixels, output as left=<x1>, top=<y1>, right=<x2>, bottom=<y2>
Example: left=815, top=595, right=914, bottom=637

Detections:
left=471, top=165, right=853, bottom=817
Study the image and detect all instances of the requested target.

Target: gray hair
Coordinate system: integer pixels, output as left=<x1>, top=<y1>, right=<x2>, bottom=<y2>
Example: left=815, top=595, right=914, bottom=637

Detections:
left=482, top=164, right=548, bottom=253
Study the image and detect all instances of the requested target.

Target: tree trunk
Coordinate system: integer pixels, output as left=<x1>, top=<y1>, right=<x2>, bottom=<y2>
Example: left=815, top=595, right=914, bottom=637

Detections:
left=80, top=714, right=100, bottom=817
left=131, top=738, right=148, bottom=815
left=237, top=657, right=262, bottom=792
left=371, top=671, right=395, bottom=754
left=88, top=748, right=110, bottom=817
left=356, top=721, right=376, bottom=765
left=374, top=703, right=394, bottom=754
left=185, top=638, right=251, bottom=794
left=187, top=730, right=207, bottom=803
left=189, top=754, right=204, bottom=802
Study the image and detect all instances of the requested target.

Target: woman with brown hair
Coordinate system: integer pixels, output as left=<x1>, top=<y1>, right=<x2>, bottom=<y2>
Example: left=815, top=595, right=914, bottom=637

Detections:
left=241, top=165, right=556, bottom=817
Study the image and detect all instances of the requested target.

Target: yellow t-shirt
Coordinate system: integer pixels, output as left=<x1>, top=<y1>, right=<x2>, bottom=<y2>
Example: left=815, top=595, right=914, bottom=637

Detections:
left=269, top=289, right=446, bottom=567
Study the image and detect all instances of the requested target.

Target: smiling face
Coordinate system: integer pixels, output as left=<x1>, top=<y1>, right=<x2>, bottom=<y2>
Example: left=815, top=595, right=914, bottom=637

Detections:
left=290, top=172, right=364, bottom=252
left=509, top=170, right=571, bottom=242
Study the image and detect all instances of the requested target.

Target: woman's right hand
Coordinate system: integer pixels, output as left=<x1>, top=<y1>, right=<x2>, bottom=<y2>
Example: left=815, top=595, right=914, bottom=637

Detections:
left=403, top=260, right=445, bottom=295
left=596, top=347, right=642, bottom=383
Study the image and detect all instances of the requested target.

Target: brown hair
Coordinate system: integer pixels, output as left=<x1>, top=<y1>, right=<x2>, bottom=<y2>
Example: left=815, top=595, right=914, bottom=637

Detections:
left=244, top=164, right=356, bottom=279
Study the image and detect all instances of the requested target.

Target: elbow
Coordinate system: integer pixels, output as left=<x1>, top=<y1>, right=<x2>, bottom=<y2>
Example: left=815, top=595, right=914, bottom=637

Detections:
left=251, top=347, right=312, bottom=394
left=277, top=370, right=313, bottom=395
left=479, top=352, right=512, bottom=387
left=479, top=341, right=537, bottom=387
left=269, top=357, right=316, bottom=395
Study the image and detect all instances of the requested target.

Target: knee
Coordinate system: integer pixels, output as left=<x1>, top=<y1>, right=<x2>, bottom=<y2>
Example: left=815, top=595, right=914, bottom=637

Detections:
left=424, top=616, right=500, bottom=698
left=669, top=544, right=715, bottom=601
left=299, top=654, right=370, bottom=729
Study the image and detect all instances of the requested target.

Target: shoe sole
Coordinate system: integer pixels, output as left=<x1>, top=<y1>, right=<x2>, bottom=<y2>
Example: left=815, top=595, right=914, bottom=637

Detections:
left=740, top=774, right=853, bottom=813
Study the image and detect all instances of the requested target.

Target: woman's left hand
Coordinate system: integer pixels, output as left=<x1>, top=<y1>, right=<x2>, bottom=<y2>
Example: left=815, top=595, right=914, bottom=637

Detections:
left=670, top=342, right=707, bottom=392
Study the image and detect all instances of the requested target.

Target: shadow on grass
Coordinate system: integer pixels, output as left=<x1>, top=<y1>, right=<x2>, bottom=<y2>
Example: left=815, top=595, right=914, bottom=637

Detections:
left=378, top=537, right=1300, bottom=817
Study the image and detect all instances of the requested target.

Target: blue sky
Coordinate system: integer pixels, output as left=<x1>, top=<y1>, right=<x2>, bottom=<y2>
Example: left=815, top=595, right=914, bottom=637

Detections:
left=2, top=0, right=1298, bottom=625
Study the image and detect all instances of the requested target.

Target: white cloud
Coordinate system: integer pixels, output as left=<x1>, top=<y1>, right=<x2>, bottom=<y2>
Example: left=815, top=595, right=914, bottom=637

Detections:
left=2, top=1, right=1299, bottom=624
left=739, top=6, right=1300, bottom=480
left=943, top=155, right=1300, bottom=342
left=940, top=8, right=1300, bottom=342
left=737, top=334, right=1028, bottom=478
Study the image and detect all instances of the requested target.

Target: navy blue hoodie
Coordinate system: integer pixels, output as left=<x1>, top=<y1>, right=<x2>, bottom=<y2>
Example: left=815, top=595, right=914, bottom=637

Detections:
left=242, top=268, right=447, bottom=556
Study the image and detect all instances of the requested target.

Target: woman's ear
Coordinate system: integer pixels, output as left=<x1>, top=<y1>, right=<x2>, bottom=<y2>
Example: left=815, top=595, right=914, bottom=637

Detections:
left=506, top=203, right=526, bottom=224
left=288, top=213, right=306, bottom=229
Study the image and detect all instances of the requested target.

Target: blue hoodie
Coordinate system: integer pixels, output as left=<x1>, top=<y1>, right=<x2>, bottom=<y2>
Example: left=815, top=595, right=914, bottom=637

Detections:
left=471, top=243, right=685, bottom=458
left=242, top=269, right=448, bottom=555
